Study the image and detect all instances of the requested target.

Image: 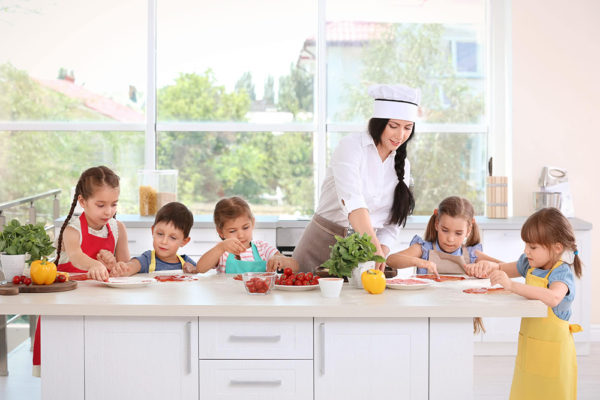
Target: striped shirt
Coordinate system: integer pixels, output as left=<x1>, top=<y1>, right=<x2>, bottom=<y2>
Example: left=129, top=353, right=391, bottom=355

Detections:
left=216, top=240, right=279, bottom=273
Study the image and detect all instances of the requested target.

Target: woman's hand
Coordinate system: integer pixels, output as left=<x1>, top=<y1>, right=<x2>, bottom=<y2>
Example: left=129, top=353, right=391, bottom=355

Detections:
left=420, top=260, right=439, bottom=279
left=219, top=238, right=247, bottom=255
left=374, top=245, right=387, bottom=271
left=266, top=256, right=284, bottom=272
left=88, top=261, right=109, bottom=281
left=489, top=270, right=512, bottom=290
left=464, top=260, right=499, bottom=278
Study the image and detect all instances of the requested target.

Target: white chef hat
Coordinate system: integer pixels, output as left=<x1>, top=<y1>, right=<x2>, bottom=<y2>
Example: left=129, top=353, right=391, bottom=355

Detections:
left=368, top=84, right=421, bottom=121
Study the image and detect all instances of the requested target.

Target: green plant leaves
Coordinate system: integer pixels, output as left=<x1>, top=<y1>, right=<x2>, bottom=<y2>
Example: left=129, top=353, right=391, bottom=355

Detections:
left=0, top=219, right=55, bottom=262
left=321, top=233, right=386, bottom=278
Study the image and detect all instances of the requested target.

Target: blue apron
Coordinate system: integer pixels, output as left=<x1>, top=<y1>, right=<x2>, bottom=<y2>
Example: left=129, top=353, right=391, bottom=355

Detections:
left=225, top=242, right=267, bottom=273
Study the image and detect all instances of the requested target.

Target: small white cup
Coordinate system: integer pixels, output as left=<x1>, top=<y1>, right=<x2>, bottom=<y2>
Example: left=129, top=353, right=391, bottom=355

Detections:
left=318, top=278, right=344, bottom=298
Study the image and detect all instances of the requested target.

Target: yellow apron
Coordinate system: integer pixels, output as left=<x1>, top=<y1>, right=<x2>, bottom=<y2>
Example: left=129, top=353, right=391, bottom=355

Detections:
left=148, top=250, right=185, bottom=273
left=509, top=261, right=582, bottom=400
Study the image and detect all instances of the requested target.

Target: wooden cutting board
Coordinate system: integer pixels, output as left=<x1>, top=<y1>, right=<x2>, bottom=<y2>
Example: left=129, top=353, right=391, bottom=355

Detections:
left=0, top=281, right=77, bottom=296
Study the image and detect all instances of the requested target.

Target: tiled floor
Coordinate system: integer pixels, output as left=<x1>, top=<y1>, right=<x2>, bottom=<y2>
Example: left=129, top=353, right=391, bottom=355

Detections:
left=1, top=340, right=599, bottom=399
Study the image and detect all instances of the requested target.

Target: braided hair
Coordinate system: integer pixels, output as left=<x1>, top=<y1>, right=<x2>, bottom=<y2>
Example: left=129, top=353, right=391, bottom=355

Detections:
left=367, top=118, right=415, bottom=227
left=55, top=166, right=120, bottom=262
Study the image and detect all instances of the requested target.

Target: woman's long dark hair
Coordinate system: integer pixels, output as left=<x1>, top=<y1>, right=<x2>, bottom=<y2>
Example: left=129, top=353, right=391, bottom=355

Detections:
left=368, top=118, right=415, bottom=227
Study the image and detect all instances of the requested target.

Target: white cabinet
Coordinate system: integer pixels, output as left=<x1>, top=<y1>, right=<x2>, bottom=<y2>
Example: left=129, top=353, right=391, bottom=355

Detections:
left=84, top=316, right=198, bottom=400
left=314, top=318, right=428, bottom=400
left=199, top=360, right=313, bottom=400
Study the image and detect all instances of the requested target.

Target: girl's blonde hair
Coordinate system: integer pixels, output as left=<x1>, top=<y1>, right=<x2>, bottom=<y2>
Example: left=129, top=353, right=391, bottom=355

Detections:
left=521, top=207, right=582, bottom=278
left=424, top=196, right=480, bottom=246
left=213, top=196, right=254, bottom=238
left=56, top=166, right=120, bottom=260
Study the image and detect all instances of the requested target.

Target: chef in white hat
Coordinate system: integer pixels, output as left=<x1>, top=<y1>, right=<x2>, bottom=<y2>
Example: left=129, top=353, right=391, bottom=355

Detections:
left=293, top=84, right=421, bottom=272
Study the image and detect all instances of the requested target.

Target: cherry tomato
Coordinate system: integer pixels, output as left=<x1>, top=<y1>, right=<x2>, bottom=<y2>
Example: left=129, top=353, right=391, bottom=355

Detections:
left=296, top=272, right=305, bottom=281
left=294, top=280, right=303, bottom=286
left=57, top=274, right=67, bottom=283
left=305, top=272, right=313, bottom=281
left=12, top=276, right=21, bottom=285
left=19, top=275, right=27, bottom=284
left=23, top=277, right=32, bottom=286
left=310, top=279, right=319, bottom=285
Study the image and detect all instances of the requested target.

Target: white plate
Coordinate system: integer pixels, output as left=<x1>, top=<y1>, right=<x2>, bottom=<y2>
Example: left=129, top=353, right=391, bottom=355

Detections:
left=274, top=284, right=319, bottom=291
left=100, top=277, right=154, bottom=288
left=386, top=278, right=434, bottom=290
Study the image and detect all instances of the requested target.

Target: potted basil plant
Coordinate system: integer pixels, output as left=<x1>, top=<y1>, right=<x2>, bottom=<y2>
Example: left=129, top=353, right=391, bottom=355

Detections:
left=321, top=233, right=386, bottom=288
left=0, top=219, right=55, bottom=281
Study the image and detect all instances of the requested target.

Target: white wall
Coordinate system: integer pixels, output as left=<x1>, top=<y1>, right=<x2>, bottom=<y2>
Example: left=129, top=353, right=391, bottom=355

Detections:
left=512, top=0, right=600, bottom=324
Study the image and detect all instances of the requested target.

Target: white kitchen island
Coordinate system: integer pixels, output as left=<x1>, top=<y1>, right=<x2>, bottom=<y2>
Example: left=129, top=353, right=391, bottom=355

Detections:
left=0, top=272, right=546, bottom=400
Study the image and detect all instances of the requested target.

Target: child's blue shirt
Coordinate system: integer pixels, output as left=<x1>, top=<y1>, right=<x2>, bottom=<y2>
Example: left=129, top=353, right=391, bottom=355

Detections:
left=134, top=250, right=196, bottom=274
left=516, top=253, right=575, bottom=321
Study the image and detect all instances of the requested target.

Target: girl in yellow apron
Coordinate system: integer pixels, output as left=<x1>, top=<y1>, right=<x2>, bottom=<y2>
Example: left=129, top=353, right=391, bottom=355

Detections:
left=192, top=197, right=299, bottom=274
left=470, top=207, right=583, bottom=400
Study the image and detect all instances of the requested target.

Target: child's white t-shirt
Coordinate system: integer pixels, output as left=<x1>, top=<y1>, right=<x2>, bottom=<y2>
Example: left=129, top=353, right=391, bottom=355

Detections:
left=57, top=216, right=119, bottom=264
left=216, top=240, right=278, bottom=273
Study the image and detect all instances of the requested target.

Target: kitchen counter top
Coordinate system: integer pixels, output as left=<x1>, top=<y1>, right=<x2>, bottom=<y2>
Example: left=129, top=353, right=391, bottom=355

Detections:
left=0, top=271, right=546, bottom=318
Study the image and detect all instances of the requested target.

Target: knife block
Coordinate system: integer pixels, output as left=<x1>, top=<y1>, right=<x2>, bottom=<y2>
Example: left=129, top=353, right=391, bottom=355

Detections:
left=486, top=176, right=508, bottom=218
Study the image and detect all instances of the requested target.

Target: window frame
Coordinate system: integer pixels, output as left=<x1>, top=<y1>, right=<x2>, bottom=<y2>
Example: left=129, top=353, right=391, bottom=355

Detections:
left=0, top=0, right=512, bottom=215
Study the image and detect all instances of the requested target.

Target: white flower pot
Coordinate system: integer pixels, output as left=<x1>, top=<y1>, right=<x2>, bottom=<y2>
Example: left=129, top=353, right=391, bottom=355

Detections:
left=0, top=253, right=29, bottom=281
left=349, top=261, right=375, bottom=289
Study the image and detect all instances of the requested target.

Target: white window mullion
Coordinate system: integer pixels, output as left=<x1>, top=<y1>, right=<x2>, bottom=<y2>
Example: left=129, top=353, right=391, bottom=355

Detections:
left=315, top=0, right=328, bottom=208
left=146, top=0, right=157, bottom=170
left=156, top=122, right=316, bottom=133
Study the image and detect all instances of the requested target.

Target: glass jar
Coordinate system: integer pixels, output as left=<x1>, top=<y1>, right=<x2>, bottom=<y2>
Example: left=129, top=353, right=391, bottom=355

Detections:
left=138, top=170, right=178, bottom=216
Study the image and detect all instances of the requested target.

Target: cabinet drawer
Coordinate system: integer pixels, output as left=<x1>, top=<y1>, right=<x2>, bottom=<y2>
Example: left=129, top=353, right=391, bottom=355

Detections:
left=199, top=360, right=312, bottom=400
left=199, top=318, right=312, bottom=359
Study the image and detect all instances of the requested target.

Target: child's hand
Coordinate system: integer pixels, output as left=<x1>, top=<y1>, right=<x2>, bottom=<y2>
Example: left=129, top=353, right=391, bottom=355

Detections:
left=489, top=270, right=512, bottom=290
left=88, top=262, right=109, bottom=281
left=96, top=249, right=117, bottom=271
left=267, top=256, right=284, bottom=272
left=420, top=260, right=440, bottom=279
left=110, top=261, right=130, bottom=277
left=220, top=238, right=247, bottom=255
left=465, top=261, right=499, bottom=278
left=183, top=262, right=197, bottom=274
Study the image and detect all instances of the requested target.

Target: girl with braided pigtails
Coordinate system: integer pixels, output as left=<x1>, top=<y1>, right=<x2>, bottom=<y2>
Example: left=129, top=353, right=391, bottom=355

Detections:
left=33, top=166, right=130, bottom=376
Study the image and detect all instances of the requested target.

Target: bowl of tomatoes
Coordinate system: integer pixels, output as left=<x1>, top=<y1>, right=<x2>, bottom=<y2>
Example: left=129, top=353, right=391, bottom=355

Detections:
left=242, top=272, right=277, bottom=295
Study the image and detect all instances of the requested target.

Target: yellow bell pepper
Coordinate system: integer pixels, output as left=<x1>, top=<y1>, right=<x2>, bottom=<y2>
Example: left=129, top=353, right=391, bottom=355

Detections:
left=361, top=269, right=386, bottom=294
left=30, top=258, right=57, bottom=285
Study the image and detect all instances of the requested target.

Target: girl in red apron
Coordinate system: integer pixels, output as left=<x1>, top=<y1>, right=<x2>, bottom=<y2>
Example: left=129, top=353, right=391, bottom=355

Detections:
left=33, top=166, right=130, bottom=376
left=469, top=207, right=582, bottom=400
left=191, top=196, right=298, bottom=274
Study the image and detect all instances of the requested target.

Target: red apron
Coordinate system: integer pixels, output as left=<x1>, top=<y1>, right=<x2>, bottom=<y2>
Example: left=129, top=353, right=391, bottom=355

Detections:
left=34, top=213, right=116, bottom=372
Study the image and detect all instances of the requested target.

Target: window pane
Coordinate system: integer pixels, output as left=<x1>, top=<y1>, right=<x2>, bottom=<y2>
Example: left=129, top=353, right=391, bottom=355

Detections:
left=0, top=0, right=147, bottom=122
left=157, top=0, right=316, bottom=123
left=157, top=131, right=314, bottom=216
left=325, top=0, right=486, bottom=124
left=327, top=131, right=486, bottom=216
left=0, top=131, right=144, bottom=216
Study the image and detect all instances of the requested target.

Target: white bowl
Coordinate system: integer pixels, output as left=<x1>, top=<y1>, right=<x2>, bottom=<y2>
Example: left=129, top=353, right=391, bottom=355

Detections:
left=318, top=277, right=344, bottom=298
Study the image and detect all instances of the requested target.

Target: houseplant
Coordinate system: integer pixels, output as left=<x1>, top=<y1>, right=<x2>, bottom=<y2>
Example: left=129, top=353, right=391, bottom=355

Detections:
left=321, top=233, right=385, bottom=288
left=0, top=219, right=55, bottom=281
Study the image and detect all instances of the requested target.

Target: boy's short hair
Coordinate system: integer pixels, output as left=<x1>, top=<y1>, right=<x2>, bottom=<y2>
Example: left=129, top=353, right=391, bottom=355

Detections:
left=153, top=202, right=194, bottom=238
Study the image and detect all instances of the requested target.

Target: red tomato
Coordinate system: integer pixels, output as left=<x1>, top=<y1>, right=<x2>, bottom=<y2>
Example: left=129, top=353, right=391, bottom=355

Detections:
left=296, top=273, right=305, bottom=281
left=12, top=276, right=21, bottom=285
left=24, top=277, right=32, bottom=286
left=313, top=275, right=320, bottom=281
left=305, top=272, right=313, bottom=281
left=19, top=275, right=27, bottom=284
left=310, top=279, right=319, bottom=285
left=294, top=280, right=303, bottom=286
left=284, top=267, right=292, bottom=276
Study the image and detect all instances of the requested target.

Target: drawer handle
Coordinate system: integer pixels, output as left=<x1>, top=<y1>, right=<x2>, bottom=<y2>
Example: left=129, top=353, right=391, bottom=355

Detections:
left=228, top=334, right=281, bottom=342
left=185, top=321, right=192, bottom=374
left=320, top=323, right=325, bottom=375
left=127, top=240, right=137, bottom=243
left=229, top=379, right=282, bottom=387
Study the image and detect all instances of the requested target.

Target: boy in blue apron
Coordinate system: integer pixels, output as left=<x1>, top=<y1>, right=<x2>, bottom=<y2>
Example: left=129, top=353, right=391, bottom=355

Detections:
left=191, top=196, right=299, bottom=274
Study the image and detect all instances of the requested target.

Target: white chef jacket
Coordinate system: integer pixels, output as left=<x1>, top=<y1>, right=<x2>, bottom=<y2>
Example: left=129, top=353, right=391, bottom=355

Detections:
left=315, top=131, right=410, bottom=250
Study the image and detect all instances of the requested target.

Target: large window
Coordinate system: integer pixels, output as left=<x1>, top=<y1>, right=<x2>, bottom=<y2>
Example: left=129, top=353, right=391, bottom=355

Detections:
left=0, top=0, right=501, bottom=218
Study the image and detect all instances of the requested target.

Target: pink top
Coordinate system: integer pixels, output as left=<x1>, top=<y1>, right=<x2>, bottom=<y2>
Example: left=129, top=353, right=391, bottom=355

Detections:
left=216, top=240, right=279, bottom=273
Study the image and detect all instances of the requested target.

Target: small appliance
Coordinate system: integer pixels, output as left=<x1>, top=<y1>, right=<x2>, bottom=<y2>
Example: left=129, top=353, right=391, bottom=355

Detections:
left=535, top=166, right=574, bottom=217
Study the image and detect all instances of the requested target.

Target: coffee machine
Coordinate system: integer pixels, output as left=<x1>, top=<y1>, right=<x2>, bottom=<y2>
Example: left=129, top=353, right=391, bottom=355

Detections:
left=535, top=166, right=574, bottom=217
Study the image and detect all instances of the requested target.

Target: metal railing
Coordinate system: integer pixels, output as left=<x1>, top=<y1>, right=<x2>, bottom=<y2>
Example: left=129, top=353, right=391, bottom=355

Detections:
left=0, top=189, right=61, bottom=376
